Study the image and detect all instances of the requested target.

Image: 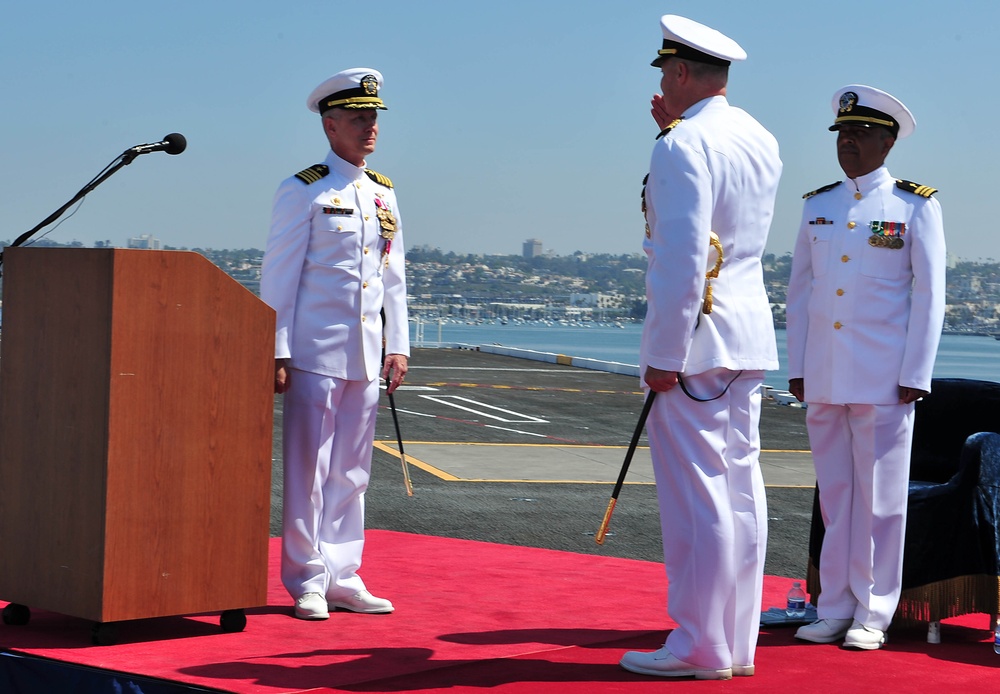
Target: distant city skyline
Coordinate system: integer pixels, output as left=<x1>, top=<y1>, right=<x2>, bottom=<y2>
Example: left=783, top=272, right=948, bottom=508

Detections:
left=1, top=232, right=991, bottom=266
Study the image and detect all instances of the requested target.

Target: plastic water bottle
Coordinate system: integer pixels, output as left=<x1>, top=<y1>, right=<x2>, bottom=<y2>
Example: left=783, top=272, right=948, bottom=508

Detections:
left=786, top=581, right=807, bottom=619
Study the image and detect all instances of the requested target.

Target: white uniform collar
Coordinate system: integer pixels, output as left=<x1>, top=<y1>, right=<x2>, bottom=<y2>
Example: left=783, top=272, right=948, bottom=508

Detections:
left=325, top=150, right=366, bottom=180
left=845, top=165, right=891, bottom=196
left=681, top=94, right=729, bottom=119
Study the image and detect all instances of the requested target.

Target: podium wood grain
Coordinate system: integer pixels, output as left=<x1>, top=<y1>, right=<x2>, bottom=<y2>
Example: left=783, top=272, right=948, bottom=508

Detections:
left=0, top=247, right=275, bottom=623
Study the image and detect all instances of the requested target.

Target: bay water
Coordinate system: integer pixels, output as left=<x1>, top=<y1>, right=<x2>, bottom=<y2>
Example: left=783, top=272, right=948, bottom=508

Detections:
left=411, top=320, right=1000, bottom=390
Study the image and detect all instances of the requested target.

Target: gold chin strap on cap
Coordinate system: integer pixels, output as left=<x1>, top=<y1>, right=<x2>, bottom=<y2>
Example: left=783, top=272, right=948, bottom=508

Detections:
left=702, top=232, right=724, bottom=314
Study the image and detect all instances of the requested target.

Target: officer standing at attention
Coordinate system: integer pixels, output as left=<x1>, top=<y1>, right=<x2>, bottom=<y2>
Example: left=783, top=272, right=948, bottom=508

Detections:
left=261, top=68, right=409, bottom=620
left=619, top=15, right=781, bottom=680
left=787, top=85, right=946, bottom=649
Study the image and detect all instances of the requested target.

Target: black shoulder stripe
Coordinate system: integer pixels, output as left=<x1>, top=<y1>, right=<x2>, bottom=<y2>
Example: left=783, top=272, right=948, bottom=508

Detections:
left=365, top=168, right=393, bottom=188
left=895, top=179, right=938, bottom=198
left=294, top=164, right=329, bottom=185
left=655, top=117, right=685, bottom=141
left=802, top=181, right=842, bottom=199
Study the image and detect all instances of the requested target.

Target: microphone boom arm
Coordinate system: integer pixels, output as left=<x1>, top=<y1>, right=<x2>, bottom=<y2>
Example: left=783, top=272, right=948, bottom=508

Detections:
left=1, top=136, right=183, bottom=271
left=8, top=156, right=129, bottom=252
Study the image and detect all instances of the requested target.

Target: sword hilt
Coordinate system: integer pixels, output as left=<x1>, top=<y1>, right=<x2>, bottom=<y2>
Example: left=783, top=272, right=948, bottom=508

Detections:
left=595, top=497, right=617, bottom=545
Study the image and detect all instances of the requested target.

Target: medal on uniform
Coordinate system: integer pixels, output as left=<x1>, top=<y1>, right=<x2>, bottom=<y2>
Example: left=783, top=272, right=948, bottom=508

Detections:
left=868, top=220, right=906, bottom=249
left=375, top=195, right=396, bottom=265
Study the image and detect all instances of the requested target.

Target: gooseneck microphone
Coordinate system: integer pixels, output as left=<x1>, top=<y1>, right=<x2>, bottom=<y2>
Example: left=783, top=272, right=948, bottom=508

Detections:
left=0, top=132, right=189, bottom=271
left=127, top=133, right=187, bottom=156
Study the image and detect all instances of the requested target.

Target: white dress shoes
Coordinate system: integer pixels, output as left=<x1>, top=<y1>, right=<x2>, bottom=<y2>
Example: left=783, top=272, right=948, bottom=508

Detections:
left=794, top=617, right=853, bottom=643
left=843, top=619, right=886, bottom=650
left=294, top=592, right=330, bottom=620
left=328, top=589, right=394, bottom=614
left=619, top=647, right=733, bottom=680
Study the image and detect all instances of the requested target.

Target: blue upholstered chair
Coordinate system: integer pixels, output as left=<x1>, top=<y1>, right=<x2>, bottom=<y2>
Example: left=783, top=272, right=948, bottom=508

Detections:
left=807, top=378, right=1000, bottom=641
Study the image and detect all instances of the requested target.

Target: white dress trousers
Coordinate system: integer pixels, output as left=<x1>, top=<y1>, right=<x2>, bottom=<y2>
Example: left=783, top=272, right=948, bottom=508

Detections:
left=649, top=368, right=768, bottom=670
left=806, top=401, right=914, bottom=630
left=281, top=369, right=380, bottom=600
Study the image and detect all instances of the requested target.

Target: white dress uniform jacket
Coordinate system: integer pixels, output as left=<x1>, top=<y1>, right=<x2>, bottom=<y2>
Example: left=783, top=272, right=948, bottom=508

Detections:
left=261, top=150, right=409, bottom=380
left=786, top=166, right=945, bottom=403
left=640, top=95, right=780, bottom=377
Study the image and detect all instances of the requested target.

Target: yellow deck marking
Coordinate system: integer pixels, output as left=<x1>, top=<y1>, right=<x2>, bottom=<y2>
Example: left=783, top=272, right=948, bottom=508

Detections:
left=373, top=441, right=461, bottom=481
left=374, top=440, right=811, bottom=485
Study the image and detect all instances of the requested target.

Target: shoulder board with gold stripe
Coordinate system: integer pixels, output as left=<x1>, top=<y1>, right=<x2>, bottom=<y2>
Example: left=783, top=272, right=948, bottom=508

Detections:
left=293, top=164, right=329, bottom=185
left=655, top=117, right=685, bottom=141
left=365, top=168, right=393, bottom=188
left=895, top=179, right=937, bottom=198
left=802, top=181, right=842, bottom=199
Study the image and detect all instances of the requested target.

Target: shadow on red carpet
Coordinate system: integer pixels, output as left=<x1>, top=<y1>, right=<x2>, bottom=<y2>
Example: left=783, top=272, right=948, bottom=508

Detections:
left=1, top=531, right=997, bottom=693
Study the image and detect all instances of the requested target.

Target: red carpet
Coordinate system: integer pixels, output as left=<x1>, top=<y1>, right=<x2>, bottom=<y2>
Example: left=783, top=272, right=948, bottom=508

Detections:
left=2, top=531, right=997, bottom=692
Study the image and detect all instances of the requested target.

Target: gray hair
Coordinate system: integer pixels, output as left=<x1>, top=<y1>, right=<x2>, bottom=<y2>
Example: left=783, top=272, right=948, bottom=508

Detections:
left=676, top=57, right=729, bottom=88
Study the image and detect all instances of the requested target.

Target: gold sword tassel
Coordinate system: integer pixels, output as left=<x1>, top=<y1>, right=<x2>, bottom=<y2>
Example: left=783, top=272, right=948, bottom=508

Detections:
left=702, top=232, right=724, bottom=315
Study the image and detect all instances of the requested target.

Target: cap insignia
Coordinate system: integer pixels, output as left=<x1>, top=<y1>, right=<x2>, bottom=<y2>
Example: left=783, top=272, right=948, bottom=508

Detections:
left=839, top=91, right=858, bottom=114
left=361, top=74, right=379, bottom=96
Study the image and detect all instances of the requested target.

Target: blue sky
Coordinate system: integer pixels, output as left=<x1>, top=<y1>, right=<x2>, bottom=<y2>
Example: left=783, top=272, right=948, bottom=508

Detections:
left=1, top=1, right=993, bottom=261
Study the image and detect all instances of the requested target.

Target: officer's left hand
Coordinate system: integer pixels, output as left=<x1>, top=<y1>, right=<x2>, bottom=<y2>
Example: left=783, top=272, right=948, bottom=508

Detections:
left=383, top=353, right=408, bottom=394
left=898, top=386, right=928, bottom=404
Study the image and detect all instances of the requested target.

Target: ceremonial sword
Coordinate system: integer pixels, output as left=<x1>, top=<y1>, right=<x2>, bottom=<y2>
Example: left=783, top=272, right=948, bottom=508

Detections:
left=595, top=389, right=656, bottom=545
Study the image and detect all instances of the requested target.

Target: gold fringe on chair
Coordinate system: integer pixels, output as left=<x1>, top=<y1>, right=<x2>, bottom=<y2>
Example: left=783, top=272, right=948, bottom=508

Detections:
left=803, top=559, right=998, bottom=628
left=895, top=574, right=1000, bottom=626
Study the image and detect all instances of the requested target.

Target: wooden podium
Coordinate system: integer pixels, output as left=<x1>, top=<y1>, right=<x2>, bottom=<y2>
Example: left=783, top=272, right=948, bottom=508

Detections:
left=0, top=247, right=275, bottom=638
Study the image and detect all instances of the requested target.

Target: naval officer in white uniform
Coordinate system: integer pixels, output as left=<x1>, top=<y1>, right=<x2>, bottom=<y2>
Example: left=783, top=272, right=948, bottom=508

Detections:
left=619, top=15, right=781, bottom=681
left=260, top=68, right=409, bottom=620
left=787, top=85, right=946, bottom=649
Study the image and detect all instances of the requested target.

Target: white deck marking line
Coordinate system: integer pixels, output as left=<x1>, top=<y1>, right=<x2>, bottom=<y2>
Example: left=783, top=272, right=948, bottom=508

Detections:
left=408, top=366, right=610, bottom=373
left=483, top=425, right=548, bottom=437
left=389, top=408, right=437, bottom=418
left=417, top=394, right=549, bottom=424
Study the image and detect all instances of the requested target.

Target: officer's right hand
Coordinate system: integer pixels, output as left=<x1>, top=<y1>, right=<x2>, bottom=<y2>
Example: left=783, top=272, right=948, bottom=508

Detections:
left=651, top=93, right=678, bottom=130
left=275, top=360, right=290, bottom=394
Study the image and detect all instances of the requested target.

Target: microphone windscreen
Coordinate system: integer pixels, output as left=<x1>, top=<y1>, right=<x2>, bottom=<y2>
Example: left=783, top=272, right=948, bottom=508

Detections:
left=163, top=133, right=187, bottom=155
